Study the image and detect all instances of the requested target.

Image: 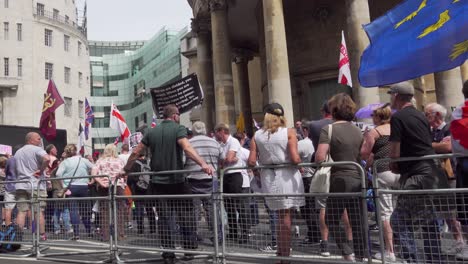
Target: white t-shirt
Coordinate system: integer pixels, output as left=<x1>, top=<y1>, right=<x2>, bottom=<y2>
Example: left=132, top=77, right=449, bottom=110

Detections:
left=298, top=137, right=315, bottom=177
left=238, top=147, right=251, bottom=188
left=220, top=135, right=245, bottom=175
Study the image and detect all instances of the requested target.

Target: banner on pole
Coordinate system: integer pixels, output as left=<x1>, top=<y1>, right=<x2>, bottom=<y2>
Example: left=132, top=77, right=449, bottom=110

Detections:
left=150, top=74, right=203, bottom=118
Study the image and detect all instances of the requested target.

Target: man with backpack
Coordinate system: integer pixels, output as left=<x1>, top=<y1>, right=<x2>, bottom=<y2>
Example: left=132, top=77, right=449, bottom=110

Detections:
left=127, top=153, right=156, bottom=234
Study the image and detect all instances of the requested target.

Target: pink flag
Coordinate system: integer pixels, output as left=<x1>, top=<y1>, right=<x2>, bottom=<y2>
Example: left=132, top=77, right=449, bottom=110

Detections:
left=110, top=103, right=130, bottom=142
left=338, top=30, right=352, bottom=87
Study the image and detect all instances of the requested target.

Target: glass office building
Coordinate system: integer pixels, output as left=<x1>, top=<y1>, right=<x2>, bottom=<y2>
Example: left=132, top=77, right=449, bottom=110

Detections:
left=89, top=27, right=187, bottom=150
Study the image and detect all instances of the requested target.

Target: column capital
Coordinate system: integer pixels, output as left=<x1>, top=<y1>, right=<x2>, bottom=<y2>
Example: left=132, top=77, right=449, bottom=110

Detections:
left=209, top=0, right=228, bottom=12
left=191, top=17, right=211, bottom=36
left=232, top=49, right=254, bottom=64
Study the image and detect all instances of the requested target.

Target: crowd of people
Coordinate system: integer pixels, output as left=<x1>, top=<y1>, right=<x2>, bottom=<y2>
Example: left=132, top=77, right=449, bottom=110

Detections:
left=0, top=81, right=467, bottom=264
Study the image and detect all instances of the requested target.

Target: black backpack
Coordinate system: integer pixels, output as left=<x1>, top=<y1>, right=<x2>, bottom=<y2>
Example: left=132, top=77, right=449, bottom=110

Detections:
left=135, top=160, right=151, bottom=191
left=0, top=224, right=22, bottom=252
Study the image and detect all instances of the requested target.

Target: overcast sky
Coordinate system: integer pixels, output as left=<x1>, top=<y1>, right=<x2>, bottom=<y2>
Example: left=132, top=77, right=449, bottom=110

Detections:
left=79, top=0, right=193, bottom=41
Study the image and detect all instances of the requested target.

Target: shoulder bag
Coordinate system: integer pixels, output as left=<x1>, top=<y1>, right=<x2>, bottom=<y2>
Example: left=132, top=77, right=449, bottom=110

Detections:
left=310, top=124, right=333, bottom=193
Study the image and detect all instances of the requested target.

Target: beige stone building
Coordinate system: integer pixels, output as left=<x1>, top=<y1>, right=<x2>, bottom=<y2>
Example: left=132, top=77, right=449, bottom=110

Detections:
left=186, top=0, right=468, bottom=134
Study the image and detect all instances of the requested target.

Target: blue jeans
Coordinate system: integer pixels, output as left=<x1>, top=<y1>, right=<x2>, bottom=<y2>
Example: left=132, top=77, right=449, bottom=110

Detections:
left=391, top=160, right=444, bottom=263
left=69, top=185, right=91, bottom=236
left=53, top=207, right=71, bottom=232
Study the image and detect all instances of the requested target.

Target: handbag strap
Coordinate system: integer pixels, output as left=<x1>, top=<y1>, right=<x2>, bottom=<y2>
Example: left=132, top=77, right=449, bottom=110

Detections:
left=64, top=157, right=81, bottom=189
left=327, top=124, right=333, bottom=158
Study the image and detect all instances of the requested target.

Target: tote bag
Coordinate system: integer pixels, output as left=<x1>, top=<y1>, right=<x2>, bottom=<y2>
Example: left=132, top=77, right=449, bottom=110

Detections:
left=310, top=124, right=333, bottom=193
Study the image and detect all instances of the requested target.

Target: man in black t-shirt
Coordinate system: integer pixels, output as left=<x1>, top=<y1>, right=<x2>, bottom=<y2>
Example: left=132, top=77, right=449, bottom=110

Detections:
left=388, top=82, right=446, bottom=263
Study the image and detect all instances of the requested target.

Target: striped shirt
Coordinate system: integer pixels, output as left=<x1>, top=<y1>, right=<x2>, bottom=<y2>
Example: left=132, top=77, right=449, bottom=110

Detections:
left=185, top=135, right=222, bottom=180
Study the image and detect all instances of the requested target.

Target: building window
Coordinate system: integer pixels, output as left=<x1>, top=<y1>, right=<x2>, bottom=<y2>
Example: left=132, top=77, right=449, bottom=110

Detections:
left=44, top=29, right=52, bottom=47
left=64, top=97, right=72, bottom=117
left=64, top=67, right=70, bottom=84
left=4, top=22, right=8, bottom=40
left=4, top=0, right=8, bottom=8
left=16, top=23, right=22, bottom=41
left=78, top=72, right=83, bottom=88
left=64, top=35, right=69, bottom=51
left=45, top=62, right=53, bottom=80
left=53, top=9, right=59, bottom=20
left=4, top=58, right=9, bottom=76
left=65, top=15, right=69, bottom=23
left=17, top=58, right=22, bottom=77
left=78, top=100, right=84, bottom=118
left=78, top=41, right=82, bottom=56
left=36, top=3, right=44, bottom=16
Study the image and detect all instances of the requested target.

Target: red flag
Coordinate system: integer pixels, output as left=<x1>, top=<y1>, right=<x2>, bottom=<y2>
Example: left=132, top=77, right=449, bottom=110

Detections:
left=39, top=80, right=64, bottom=141
left=451, top=101, right=468, bottom=149
left=338, top=30, right=353, bottom=87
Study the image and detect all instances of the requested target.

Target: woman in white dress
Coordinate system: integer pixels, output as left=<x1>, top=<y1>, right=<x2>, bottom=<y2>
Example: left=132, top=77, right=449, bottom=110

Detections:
left=248, top=103, right=305, bottom=263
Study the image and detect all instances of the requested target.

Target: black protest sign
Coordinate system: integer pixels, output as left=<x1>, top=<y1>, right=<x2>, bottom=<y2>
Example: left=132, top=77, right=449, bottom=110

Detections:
left=150, top=74, right=203, bottom=118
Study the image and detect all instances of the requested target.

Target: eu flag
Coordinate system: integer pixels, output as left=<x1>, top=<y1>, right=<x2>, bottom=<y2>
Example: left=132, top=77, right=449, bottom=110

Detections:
left=359, top=0, right=467, bottom=87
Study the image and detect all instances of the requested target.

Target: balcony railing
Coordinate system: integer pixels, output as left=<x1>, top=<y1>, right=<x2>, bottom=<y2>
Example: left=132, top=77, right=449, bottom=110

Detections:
left=33, top=8, right=87, bottom=39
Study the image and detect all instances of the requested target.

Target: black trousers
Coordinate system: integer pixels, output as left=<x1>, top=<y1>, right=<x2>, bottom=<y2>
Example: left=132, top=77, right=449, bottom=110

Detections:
left=152, top=182, right=197, bottom=258
left=223, top=173, right=250, bottom=237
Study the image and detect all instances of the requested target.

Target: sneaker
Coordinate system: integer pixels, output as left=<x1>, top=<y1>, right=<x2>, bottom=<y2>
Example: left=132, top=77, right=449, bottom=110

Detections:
left=320, top=240, right=330, bottom=257
left=456, top=245, right=468, bottom=260
left=343, top=253, right=355, bottom=262
left=259, top=244, right=277, bottom=253
left=446, top=241, right=464, bottom=255
left=40, top=233, right=47, bottom=241
left=373, top=251, right=396, bottom=262
left=54, top=230, right=61, bottom=235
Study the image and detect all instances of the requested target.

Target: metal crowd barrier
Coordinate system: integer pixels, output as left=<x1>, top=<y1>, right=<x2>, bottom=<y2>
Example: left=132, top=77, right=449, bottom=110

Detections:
left=35, top=175, right=113, bottom=264
left=0, top=179, right=34, bottom=257
left=220, top=161, right=369, bottom=264
left=113, top=169, right=220, bottom=264
left=372, top=153, right=468, bottom=264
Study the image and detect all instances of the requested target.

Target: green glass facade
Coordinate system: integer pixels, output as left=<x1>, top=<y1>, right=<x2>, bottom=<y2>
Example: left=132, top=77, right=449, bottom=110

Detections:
left=89, top=27, right=187, bottom=150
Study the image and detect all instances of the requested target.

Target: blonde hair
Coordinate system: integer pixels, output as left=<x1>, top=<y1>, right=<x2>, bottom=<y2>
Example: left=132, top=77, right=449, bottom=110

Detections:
left=262, top=113, right=287, bottom=134
left=63, top=144, right=77, bottom=158
left=102, top=144, right=118, bottom=159
left=373, top=104, right=392, bottom=125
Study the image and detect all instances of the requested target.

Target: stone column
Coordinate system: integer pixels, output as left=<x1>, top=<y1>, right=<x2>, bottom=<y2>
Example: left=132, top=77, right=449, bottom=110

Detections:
left=345, top=0, right=380, bottom=108
left=210, top=0, right=236, bottom=129
left=233, top=49, right=254, bottom=136
left=192, top=17, right=215, bottom=132
left=262, top=0, right=294, bottom=127
left=461, top=61, right=468, bottom=83
left=434, top=68, right=464, bottom=112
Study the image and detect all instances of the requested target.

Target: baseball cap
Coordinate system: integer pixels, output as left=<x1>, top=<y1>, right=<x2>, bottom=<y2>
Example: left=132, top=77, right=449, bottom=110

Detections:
left=387, top=82, right=414, bottom=95
left=263, top=103, right=285, bottom=117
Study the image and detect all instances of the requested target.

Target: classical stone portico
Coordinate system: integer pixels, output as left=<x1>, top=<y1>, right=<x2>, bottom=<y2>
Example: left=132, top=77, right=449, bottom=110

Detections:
left=187, top=0, right=465, bottom=129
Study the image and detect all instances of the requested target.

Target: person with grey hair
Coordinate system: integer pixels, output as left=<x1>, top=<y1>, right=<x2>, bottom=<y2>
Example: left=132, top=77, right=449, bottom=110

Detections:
left=388, top=82, right=448, bottom=263
left=184, top=121, right=222, bottom=243
left=425, top=102, right=464, bottom=254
